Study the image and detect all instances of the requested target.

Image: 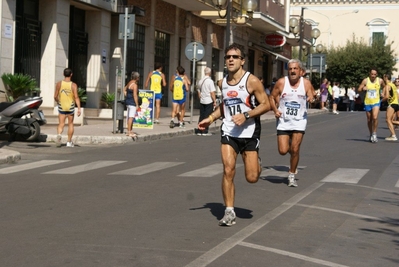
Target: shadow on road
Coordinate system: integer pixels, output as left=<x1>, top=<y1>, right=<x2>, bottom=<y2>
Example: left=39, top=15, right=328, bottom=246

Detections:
left=190, top=202, right=254, bottom=220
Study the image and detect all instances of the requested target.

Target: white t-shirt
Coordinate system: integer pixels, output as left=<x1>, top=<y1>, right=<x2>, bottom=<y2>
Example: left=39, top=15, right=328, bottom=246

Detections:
left=332, top=85, right=340, bottom=99
left=197, top=76, right=216, bottom=105
left=347, top=88, right=356, bottom=101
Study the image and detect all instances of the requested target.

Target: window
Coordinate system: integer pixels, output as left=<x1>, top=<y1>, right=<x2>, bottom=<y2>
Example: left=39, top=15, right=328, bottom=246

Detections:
left=366, top=18, right=389, bottom=45
left=126, top=24, right=145, bottom=88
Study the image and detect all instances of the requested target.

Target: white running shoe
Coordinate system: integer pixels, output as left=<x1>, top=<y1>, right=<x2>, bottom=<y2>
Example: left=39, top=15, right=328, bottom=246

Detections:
left=56, top=134, right=62, bottom=147
left=66, top=142, right=74, bottom=147
left=219, top=210, right=236, bottom=226
left=385, top=136, right=397, bottom=141
left=288, top=173, right=298, bottom=187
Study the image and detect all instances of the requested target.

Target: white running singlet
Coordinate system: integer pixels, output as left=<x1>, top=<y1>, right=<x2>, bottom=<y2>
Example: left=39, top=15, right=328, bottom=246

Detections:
left=276, top=76, right=307, bottom=131
left=221, top=71, right=260, bottom=138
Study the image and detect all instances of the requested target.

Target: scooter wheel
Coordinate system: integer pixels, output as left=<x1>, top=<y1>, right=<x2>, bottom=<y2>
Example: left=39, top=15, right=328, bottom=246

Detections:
left=19, top=121, right=41, bottom=142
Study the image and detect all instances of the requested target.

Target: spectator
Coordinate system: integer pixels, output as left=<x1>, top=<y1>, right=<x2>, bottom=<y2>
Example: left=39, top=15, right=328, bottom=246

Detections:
left=196, top=67, right=216, bottom=136
left=320, top=78, right=328, bottom=110
left=332, top=81, right=340, bottom=114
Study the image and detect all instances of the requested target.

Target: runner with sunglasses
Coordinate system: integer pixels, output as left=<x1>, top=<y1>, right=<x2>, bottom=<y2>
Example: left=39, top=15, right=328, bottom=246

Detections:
left=198, top=43, right=270, bottom=226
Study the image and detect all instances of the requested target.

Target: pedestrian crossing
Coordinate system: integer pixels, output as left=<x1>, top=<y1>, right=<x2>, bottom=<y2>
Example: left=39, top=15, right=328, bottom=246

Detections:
left=0, top=160, right=398, bottom=188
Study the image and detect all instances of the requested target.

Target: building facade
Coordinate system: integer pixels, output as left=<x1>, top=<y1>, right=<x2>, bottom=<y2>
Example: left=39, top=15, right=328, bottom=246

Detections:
left=291, top=0, right=399, bottom=78
left=1, top=0, right=316, bottom=113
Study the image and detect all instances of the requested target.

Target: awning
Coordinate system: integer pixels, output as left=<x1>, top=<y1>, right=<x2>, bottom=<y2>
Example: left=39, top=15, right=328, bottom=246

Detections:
left=253, top=44, right=290, bottom=63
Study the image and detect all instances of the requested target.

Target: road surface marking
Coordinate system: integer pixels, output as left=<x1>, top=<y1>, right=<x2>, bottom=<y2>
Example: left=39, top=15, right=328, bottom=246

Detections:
left=260, top=165, right=306, bottom=178
left=185, top=182, right=323, bottom=267
left=0, top=160, right=69, bottom=174
left=44, top=160, right=125, bottom=174
left=239, top=242, right=349, bottom=267
left=179, top=163, right=242, bottom=177
left=321, top=168, right=369, bottom=184
left=109, top=162, right=184, bottom=175
left=296, top=204, right=379, bottom=220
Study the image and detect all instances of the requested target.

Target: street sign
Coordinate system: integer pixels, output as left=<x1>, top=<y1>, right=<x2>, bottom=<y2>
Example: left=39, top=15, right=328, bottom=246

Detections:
left=185, top=42, right=205, bottom=61
left=307, top=53, right=326, bottom=72
left=118, top=14, right=135, bottom=40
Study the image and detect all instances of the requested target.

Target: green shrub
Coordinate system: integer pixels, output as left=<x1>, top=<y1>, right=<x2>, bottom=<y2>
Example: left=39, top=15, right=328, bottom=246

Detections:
left=101, top=92, right=115, bottom=108
left=1, top=73, right=40, bottom=101
left=77, top=87, right=87, bottom=105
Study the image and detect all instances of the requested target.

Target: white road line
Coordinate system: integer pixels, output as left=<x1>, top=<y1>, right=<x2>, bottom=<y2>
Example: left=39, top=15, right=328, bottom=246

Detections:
left=260, top=165, right=306, bottom=178
left=0, top=160, right=69, bottom=174
left=296, top=204, right=380, bottom=220
left=185, top=182, right=323, bottom=267
left=178, top=163, right=242, bottom=177
left=44, top=160, right=126, bottom=174
left=239, top=242, right=349, bottom=267
left=109, top=162, right=184, bottom=175
left=321, top=168, right=369, bottom=184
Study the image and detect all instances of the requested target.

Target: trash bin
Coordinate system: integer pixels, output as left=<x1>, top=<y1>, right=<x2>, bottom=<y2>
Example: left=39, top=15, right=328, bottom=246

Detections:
left=116, top=101, right=125, bottom=133
left=116, top=101, right=125, bottom=120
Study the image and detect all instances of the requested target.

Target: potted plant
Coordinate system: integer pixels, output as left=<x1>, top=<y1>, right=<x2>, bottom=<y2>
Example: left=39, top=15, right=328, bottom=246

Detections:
left=1, top=73, right=40, bottom=101
left=77, top=87, right=87, bottom=107
left=101, top=92, right=115, bottom=108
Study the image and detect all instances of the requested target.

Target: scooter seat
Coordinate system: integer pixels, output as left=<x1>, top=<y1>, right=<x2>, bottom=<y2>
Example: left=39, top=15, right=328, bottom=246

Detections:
left=0, top=102, right=14, bottom=112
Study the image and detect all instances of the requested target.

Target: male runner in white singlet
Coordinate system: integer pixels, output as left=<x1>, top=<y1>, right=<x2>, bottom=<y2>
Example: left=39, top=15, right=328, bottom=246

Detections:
left=198, top=43, right=270, bottom=226
left=269, top=59, right=316, bottom=187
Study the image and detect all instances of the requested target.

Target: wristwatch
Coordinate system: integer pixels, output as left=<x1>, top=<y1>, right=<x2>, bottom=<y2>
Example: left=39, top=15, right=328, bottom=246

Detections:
left=243, top=112, right=250, bottom=120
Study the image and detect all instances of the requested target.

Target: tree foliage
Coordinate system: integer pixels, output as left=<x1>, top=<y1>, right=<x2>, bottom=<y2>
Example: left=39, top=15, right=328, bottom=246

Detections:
left=325, top=34, right=397, bottom=88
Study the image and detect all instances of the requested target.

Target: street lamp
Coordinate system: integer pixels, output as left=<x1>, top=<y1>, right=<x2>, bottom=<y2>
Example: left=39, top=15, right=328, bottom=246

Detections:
left=212, top=0, right=258, bottom=49
left=306, top=9, right=359, bottom=50
left=289, top=7, right=306, bottom=61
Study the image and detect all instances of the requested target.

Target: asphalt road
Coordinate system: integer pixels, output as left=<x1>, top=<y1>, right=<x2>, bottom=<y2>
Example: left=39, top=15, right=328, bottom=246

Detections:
left=0, top=111, right=398, bottom=267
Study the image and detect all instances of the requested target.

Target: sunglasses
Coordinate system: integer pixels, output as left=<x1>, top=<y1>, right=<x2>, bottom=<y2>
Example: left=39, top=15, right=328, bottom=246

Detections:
left=224, top=55, right=243, bottom=60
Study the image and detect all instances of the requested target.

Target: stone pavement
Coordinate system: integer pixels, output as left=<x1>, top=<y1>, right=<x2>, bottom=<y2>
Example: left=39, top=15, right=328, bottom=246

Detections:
left=0, top=108, right=327, bottom=163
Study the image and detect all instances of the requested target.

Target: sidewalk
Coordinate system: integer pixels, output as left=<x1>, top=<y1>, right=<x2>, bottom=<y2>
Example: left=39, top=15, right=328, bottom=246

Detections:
left=0, top=108, right=327, bottom=163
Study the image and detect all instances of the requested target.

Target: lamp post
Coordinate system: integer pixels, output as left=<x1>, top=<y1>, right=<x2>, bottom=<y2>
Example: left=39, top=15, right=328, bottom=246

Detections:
left=305, top=9, right=359, bottom=50
left=212, top=0, right=258, bottom=49
left=306, top=29, right=323, bottom=81
left=289, top=7, right=306, bottom=61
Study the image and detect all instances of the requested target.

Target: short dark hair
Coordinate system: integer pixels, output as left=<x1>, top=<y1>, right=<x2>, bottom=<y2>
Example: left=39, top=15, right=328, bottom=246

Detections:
left=176, top=66, right=185, bottom=75
left=63, top=68, right=73, bottom=77
left=154, top=62, right=163, bottom=70
left=225, top=43, right=246, bottom=59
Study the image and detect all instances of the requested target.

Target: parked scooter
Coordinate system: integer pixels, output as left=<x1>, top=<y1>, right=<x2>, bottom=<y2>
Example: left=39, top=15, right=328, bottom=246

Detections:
left=0, top=90, right=46, bottom=141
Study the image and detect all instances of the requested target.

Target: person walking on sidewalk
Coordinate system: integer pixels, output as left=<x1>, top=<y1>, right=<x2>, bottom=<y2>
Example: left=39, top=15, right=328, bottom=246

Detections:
left=198, top=43, right=270, bottom=226
left=332, top=81, right=340, bottom=114
left=382, top=73, right=398, bottom=141
left=357, top=67, right=384, bottom=143
left=196, top=67, right=216, bottom=136
left=320, top=78, right=328, bottom=110
left=169, top=66, right=189, bottom=128
left=54, top=68, right=81, bottom=147
left=269, top=59, right=315, bottom=187
left=144, top=62, right=166, bottom=124
left=123, top=71, right=140, bottom=139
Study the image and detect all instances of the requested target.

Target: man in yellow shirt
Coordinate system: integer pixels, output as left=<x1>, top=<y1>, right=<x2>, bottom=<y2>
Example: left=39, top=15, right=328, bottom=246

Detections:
left=382, top=74, right=398, bottom=141
left=357, top=67, right=384, bottom=143
left=144, top=63, right=166, bottom=124
left=54, top=68, right=81, bottom=147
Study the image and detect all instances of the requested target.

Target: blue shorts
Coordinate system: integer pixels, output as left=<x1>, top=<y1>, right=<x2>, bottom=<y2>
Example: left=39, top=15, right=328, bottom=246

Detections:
left=172, top=98, right=186, bottom=105
left=364, top=103, right=380, bottom=112
left=155, top=93, right=162, bottom=100
left=58, top=110, right=74, bottom=115
left=333, top=98, right=340, bottom=104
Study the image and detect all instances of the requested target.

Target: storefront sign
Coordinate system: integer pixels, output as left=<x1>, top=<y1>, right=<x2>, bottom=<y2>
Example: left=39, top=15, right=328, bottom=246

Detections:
left=264, top=34, right=286, bottom=47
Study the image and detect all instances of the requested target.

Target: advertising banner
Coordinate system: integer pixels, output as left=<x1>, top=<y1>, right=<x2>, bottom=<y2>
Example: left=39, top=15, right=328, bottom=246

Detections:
left=133, top=90, right=154, bottom=129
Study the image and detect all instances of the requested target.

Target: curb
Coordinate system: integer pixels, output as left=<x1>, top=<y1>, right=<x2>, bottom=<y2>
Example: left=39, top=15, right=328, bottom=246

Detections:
left=0, top=149, right=21, bottom=164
